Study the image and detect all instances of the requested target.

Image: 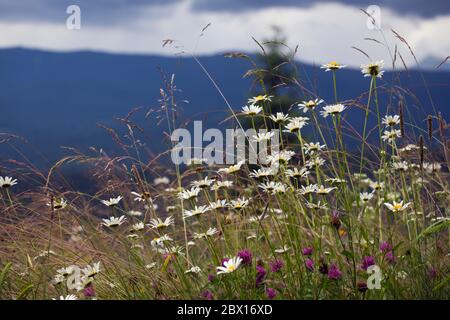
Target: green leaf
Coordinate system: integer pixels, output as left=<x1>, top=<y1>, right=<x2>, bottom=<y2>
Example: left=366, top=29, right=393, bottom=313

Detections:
left=415, top=219, right=450, bottom=242
left=433, top=274, right=450, bottom=292
left=16, top=284, right=34, bottom=300
left=0, top=262, right=13, bottom=292
left=341, top=250, right=354, bottom=259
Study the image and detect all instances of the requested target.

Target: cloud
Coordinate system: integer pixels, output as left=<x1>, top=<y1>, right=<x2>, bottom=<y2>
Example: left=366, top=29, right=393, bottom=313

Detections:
left=0, top=1, right=448, bottom=69
left=0, top=0, right=179, bottom=25
left=0, top=0, right=448, bottom=24
left=191, top=0, right=450, bottom=18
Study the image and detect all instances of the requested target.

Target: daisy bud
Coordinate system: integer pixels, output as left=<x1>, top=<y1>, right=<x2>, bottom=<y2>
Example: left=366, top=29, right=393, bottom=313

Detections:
left=357, top=281, right=368, bottom=293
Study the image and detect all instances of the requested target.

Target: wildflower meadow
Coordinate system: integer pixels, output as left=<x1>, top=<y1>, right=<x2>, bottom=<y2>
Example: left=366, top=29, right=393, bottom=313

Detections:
left=0, top=32, right=449, bottom=302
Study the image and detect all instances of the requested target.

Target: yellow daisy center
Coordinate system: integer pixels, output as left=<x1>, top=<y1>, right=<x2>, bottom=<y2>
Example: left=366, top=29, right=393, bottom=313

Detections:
left=328, top=61, right=340, bottom=68
left=227, top=265, right=236, bottom=272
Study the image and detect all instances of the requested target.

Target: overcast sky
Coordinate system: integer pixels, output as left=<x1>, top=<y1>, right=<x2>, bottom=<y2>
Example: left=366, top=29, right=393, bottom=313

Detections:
left=0, top=0, right=449, bottom=69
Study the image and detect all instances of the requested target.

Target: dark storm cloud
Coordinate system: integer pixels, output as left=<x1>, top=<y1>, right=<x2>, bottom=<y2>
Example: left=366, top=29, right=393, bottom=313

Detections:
left=0, top=0, right=448, bottom=24
left=0, top=0, right=179, bottom=25
left=191, top=0, right=450, bottom=18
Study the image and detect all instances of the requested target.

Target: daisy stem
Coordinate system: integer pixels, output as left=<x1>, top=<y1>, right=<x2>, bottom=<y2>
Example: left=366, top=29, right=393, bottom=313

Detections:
left=373, top=77, right=383, bottom=149
left=296, top=131, right=306, bottom=165
left=359, top=76, right=374, bottom=178
left=332, top=71, right=338, bottom=103
left=5, top=189, right=15, bottom=214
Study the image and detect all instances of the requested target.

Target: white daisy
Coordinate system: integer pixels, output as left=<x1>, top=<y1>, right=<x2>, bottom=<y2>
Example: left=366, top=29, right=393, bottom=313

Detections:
left=321, top=61, right=346, bottom=71
left=185, top=266, right=202, bottom=274
left=0, top=176, right=18, bottom=188
left=360, top=192, right=374, bottom=203
left=47, top=198, right=68, bottom=210
left=303, top=142, right=325, bottom=155
left=153, top=176, right=170, bottom=185
left=230, top=198, right=249, bottom=210
left=101, top=215, right=126, bottom=228
left=127, top=210, right=143, bottom=217
left=369, top=181, right=384, bottom=191
left=56, top=266, right=76, bottom=277
left=148, top=216, right=175, bottom=229
left=177, top=187, right=201, bottom=201
left=191, top=177, right=215, bottom=189
left=131, top=222, right=145, bottom=232
left=274, top=245, right=291, bottom=253
left=82, top=262, right=101, bottom=278
left=248, top=95, right=273, bottom=104
left=299, top=184, right=318, bottom=195
left=316, top=185, right=337, bottom=195
left=382, top=115, right=401, bottom=127
left=326, top=177, right=347, bottom=185
left=53, top=294, right=78, bottom=300
left=392, top=161, right=409, bottom=171
left=183, top=205, right=210, bottom=219
left=306, top=157, right=326, bottom=168
left=268, top=150, right=295, bottom=166
left=283, top=117, right=308, bottom=133
left=166, top=205, right=176, bottom=212
left=398, top=144, right=420, bottom=153
left=131, top=191, right=152, bottom=202
left=33, top=250, right=56, bottom=261
left=361, top=60, right=384, bottom=78
left=242, top=104, right=262, bottom=116
left=216, top=256, right=242, bottom=275
left=101, top=196, right=123, bottom=207
left=211, top=180, right=234, bottom=191
left=252, top=131, right=275, bottom=142
left=320, top=104, right=346, bottom=118
left=208, top=199, right=228, bottom=210
left=218, top=160, right=245, bottom=174
left=53, top=274, right=66, bottom=284
left=127, top=234, right=139, bottom=240
left=145, top=263, right=157, bottom=269
left=249, top=167, right=275, bottom=178
left=298, top=98, right=324, bottom=113
left=193, top=227, right=219, bottom=239
left=382, top=129, right=401, bottom=142
left=258, top=181, right=287, bottom=195
left=269, top=112, right=290, bottom=124
left=285, top=167, right=309, bottom=179
left=159, top=245, right=185, bottom=256
left=151, top=234, right=173, bottom=247
left=423, top=162, right=442, bottom=173
left=305, top=200, right=328, bottom=210
left=384, top=200, right=412, bottom=213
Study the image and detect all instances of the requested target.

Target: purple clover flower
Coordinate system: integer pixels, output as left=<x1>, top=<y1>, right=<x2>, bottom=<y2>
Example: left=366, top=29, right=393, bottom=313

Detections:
left=327, top=263, right=342, bottom=280
left=202, top=290, right=214, bottom=300
left=83, top=284, right=96, bottom=298
left=302, top=247, right=313, bottom=256
left=305, top=258, right=314, bottom=272
left=255, top=265, right=266, bottom=287
left=266, top=287, right=277, bottom=299
left=360, top=256, right=375, bottom=270
left=237, top=249, right=253, bottom=266
left=379, top=241, right=392, bottom=252
left=269, top=259, right=284, bottom=273
left=385, top=251, right=396, bottom=264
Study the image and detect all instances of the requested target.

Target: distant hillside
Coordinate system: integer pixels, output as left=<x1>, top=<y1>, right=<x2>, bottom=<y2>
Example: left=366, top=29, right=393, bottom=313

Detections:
left=1, top=47, right=449, bottom=168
